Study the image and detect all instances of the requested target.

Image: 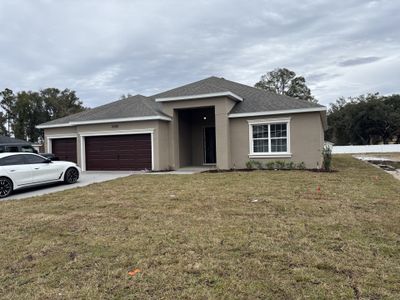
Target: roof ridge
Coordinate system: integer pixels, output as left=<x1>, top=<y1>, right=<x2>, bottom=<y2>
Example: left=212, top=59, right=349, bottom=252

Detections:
left=38, top=94, right=165, bottom=127
left=151, top=76, right=226, bottom=97
left=213, top=76, right=323, bottom=107
left=138, top=96, right=166, bottom=116
left=44, top=107, right=92, bottom=124
left=44, top=95, right=140, bottom=124
left=76, top=94, right=151, bottom=115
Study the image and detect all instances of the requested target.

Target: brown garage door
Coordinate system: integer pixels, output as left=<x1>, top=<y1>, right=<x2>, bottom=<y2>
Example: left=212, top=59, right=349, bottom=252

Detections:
left=52, top=138, right=77, bottom=163
left=85, top=134, right=152, bottom=171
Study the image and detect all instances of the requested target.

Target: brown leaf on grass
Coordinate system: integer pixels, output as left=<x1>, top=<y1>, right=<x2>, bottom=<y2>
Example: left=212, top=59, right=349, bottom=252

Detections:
left=128, top=268, right=141, bottom=277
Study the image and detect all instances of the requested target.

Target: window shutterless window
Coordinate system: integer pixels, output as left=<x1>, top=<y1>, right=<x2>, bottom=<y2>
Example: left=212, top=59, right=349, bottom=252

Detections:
left=24, top=154, right=48, bottom=164
left=0, top=155, right=26, bottom=166
left=248, top=118, right=291, bottom=157
left=252, top=124, right=269, bottom=152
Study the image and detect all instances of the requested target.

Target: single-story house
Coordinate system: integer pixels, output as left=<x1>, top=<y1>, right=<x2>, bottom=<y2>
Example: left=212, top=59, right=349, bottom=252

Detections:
left=37, top=76, right=327, bottom=171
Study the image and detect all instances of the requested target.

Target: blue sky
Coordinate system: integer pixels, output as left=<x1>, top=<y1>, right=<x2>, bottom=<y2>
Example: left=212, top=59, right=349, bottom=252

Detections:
left=0, top=0, right=399, bottom=107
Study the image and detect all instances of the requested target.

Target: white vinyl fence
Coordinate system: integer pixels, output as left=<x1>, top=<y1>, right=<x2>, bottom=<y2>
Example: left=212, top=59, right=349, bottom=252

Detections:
left=332, top=144, right=400, bottom=154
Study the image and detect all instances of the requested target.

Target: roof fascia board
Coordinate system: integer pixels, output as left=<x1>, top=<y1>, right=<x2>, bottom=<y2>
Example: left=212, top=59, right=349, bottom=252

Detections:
left=36, top=115, right=171, bottom=129
left=228, top=107, right=326, bottom=118
left=155, top=91, right=243, bottom=102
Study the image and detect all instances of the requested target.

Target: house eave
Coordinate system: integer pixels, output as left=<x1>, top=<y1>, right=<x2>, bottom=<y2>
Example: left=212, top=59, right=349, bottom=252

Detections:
left=228, top=107, right=327, bottom=118
left=36, top=115, right=172, bottom=129
left=155, top=91, right=243, bottom=102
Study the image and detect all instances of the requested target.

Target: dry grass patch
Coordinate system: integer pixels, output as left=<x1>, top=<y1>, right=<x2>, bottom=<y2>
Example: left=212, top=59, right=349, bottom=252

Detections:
left=0, top=155, right=399, bottom=299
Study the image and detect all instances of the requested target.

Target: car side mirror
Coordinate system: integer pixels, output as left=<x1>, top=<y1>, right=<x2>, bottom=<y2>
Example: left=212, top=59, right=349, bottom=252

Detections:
left=44, top=158, right=52, bottom=163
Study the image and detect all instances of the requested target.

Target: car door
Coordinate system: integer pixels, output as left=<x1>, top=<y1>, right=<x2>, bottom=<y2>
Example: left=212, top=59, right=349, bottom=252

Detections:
left=0, top=154, right=32, bottom=186
left=23, top=154, right=62, bottom=183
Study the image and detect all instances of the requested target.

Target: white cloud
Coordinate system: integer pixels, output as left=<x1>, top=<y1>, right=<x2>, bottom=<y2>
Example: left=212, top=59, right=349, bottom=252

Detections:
left=0, top=0, right=399, bottom=107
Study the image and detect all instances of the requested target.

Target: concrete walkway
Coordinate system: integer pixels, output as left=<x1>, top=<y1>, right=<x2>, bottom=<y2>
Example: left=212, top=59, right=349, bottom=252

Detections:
left=5, top=171, right=136, bottom=201
left=151, top=166, right=215, bottom=174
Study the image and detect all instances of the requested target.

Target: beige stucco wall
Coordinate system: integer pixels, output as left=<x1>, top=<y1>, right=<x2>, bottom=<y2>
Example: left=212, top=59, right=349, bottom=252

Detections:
left=161, top=97, right=236, bottom=169
left=43, top=101, right=324, bottom=171
left=157, top=121, right=170, bottom=170
left=229, top=112, right=324, bottom=169
left=44, top=120, right=170, bottom=171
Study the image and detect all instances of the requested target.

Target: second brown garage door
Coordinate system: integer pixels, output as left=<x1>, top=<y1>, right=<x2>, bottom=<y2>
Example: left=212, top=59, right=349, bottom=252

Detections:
left=85, top=134, right=152, bottom=171
left=52, top=138, right=77, bottom=163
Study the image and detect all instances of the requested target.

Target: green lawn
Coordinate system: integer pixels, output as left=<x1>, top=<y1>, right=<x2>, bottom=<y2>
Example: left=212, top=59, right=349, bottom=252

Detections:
left=0, top=156, right=399, bottom=299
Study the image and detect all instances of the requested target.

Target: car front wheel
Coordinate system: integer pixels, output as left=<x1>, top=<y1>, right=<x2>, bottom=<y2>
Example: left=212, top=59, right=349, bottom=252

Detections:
left=0, top=177, right=13, bottom=198
left=64, top=168, right=79, bottom=184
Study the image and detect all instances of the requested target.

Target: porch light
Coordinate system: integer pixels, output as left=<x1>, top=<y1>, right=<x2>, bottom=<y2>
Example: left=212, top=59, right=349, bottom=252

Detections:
left=203, top=116, right=207, bottom=120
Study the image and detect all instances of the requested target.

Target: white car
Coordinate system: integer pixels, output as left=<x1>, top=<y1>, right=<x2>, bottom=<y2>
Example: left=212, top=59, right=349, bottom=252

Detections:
left=0, top=152, right=81, bottom=198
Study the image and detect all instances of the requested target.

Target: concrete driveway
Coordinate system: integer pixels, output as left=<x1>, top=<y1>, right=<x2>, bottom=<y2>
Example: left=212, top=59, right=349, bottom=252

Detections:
left=4, top=171, right=136, bottom=201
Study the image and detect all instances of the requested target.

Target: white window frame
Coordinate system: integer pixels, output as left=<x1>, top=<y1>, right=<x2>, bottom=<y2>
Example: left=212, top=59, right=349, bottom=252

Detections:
left=248, top=117, right=291, bottom=158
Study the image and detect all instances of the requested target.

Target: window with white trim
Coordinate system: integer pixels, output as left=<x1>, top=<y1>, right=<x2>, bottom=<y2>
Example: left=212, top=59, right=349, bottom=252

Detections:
left=249, top=118, right=290, bottom=156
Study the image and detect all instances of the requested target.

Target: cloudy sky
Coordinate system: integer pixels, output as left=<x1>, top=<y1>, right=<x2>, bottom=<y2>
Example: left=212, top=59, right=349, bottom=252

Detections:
left=0, top=0, right=399, bottom=107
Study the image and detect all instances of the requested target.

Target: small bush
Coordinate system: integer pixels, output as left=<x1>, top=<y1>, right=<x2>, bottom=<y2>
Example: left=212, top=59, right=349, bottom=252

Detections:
left=265, top=161, right=275, bottom=170
left=322, top=146, right=332, bottom=171
left=246, top=160, right=265, bottom=169
left=245, top=160, right=256, bottom=170
left=296, top=162, right=306, bottom=170
left=247, top=160, right=307, bottom=171
left=285, top=161, right=295, bottom=170
left=275, top=160, right=286, bottom=170
left=253, top=161, right=263, bottom=170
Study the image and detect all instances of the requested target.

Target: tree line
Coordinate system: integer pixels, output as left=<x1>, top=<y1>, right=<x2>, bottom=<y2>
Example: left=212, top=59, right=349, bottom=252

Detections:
left=325, top=94, right=400, bottom=145
left=255, top=68, right=400, bottom=145
left=0, top=88, right=86, bottom=143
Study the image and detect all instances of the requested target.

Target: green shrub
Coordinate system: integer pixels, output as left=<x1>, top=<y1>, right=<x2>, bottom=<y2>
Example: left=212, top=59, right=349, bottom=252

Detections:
left=245, top=160, right=256, bottom=170
left=275, top=160, right=286, bottom=170
left=247, top=160, right=306, bottom=171
left=253, top=161, right=263, bottom=169
left=296, top=162, right=306, bottom=170
left=246, top=160, right=265, bottom=170
left=265, top=161, right=275, bottom=170
left=245, top=160, right=260, bottom=169
left=285, top=161, right=295, bottom=170
left=322, top=146, right=332, bottom=171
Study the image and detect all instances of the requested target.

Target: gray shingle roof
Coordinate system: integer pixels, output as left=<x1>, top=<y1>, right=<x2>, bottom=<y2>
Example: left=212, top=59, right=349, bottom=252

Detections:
left=39, top=95, right=169, bottom=126
left=38, top=76, right=325, bottom=127
left=0, top=136, right=30, bottom=145
left=153, top=76, right=324, bottom=114
left=152, top=77, right=231, bottom=98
